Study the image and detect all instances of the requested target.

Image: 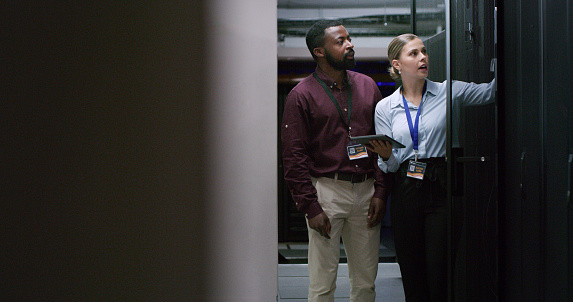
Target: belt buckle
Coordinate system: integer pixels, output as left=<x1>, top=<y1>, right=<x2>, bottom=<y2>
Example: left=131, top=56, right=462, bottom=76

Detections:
left=351, top=174, right=364, bottom=183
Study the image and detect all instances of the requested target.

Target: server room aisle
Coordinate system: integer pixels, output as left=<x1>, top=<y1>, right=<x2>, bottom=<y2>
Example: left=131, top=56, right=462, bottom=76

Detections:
left=278, top=263, right=405, bottom=301
left=278, top=227, right=404, bottom=301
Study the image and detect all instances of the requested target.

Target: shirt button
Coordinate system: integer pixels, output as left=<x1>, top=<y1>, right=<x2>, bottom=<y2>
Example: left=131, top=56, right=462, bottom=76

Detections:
left=285, top=124, right=288, bottom=128
left=344, top=108, right=347, bottom=112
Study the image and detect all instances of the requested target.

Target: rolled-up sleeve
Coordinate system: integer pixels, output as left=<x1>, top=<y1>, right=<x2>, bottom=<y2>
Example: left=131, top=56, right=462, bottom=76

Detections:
left=377, top=153, right=399, bottom=173
left=281, top=91, right=323, bottom=218
left=374, top=98, right=401, bottom=173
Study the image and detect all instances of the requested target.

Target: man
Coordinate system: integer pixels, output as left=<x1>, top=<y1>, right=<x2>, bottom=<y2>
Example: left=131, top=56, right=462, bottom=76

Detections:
left=281, top=20, right=393, bottom=302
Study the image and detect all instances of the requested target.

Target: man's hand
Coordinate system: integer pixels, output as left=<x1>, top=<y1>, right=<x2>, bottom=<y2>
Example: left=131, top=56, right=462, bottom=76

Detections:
left=308, top=212, right=331, bottom=239
left=366, top=140, right=393, bottom=160
left=368, top=197, right=386, bottom=228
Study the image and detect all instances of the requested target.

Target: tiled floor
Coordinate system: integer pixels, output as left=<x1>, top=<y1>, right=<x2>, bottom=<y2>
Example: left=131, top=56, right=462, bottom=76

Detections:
left=278, top=262, right=405, bottom=301
left=278, top=226, right=403, bottom=301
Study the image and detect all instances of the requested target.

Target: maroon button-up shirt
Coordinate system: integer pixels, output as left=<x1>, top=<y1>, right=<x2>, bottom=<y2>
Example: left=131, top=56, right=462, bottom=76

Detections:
left=281, top=67, right=393, bottom=218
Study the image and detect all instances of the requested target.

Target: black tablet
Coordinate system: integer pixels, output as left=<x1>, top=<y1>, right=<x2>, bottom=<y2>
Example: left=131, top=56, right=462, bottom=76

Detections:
left=349, top=134, right=406, bottom=149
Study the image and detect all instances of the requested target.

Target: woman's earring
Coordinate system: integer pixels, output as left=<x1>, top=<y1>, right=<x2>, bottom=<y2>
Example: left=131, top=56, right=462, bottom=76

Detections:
left=398, top=70, right=401, bottom=74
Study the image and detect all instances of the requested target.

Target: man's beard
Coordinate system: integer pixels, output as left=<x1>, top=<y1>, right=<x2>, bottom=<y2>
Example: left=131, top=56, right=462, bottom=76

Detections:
left=325, top=49, right=356, bottom=70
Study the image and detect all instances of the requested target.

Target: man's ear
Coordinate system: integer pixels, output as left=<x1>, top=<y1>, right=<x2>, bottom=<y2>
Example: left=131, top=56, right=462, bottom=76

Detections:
left=313, top=47, right=325, bottom=58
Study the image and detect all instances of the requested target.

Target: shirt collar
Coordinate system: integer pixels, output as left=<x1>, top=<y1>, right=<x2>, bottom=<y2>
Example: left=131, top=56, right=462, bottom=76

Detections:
left=390, top=79, right=437, bottom=109
left=314, top=66, right=350, bottom=89
left=425, top=79, right=439, bottom=96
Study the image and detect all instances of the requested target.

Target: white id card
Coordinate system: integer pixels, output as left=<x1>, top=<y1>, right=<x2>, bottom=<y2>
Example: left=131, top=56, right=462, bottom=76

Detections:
left=406, top=160, right=427, bottom=180
left=347, top=144, right=369, bottom=160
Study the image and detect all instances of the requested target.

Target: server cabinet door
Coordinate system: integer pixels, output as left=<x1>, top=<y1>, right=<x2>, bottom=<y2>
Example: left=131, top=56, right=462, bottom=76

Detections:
left=542, top=0, right=573, bottom=300
left=447, top=0, right=498, bottom=300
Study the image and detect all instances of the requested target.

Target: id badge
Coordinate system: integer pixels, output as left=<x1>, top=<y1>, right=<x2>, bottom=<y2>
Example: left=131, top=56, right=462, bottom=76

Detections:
left=406, top=160, right=427, bottom=180
left=347, top=144, right=369, bottom=160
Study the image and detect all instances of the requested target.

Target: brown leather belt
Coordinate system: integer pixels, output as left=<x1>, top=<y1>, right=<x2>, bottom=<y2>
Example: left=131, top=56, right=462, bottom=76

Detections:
left=322, top=172, right=374, bottom=183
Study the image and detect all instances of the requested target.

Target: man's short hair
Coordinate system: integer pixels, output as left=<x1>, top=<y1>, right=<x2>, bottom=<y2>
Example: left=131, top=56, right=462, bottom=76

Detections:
left=305, top=20, right=343, bottom=60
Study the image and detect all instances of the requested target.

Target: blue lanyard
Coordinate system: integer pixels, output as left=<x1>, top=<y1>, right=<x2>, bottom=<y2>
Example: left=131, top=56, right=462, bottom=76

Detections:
left=402, top=84, right=426, bottom=156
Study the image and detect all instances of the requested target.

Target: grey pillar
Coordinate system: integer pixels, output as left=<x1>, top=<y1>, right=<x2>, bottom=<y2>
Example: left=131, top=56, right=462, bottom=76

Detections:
left=204, top=0, right=278, bottom=300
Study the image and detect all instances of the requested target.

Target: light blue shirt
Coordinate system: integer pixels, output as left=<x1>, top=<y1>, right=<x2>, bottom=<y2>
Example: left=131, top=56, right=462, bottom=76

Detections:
left=375, top=78, right=496, bottom=173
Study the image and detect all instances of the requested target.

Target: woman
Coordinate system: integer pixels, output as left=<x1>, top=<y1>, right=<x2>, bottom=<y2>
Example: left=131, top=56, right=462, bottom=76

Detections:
left=368, top=34, right=495, bottom=301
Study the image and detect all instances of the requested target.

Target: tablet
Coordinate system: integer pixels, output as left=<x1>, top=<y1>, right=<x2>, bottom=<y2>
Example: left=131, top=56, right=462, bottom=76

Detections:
left=349, top=134, right=406, bottom=149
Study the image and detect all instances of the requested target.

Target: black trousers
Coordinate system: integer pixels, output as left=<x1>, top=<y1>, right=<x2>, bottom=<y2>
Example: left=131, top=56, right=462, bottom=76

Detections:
left=391, top=158, right=447, bottom=302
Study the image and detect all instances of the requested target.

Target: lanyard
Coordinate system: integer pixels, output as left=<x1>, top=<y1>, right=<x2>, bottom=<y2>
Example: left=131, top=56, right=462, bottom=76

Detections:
left=313, top=72, right=352, bottom=130
left=402, top=84, right=426, bottom=160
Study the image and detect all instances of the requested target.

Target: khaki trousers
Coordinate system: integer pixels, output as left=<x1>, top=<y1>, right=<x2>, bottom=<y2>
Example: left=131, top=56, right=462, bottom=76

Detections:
left=307, top=176, right=381, bottom=302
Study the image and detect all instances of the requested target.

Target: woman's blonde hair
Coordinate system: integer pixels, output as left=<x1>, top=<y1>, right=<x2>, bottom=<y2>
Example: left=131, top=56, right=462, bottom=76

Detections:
left=387, top=33, right=419, bottom=80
